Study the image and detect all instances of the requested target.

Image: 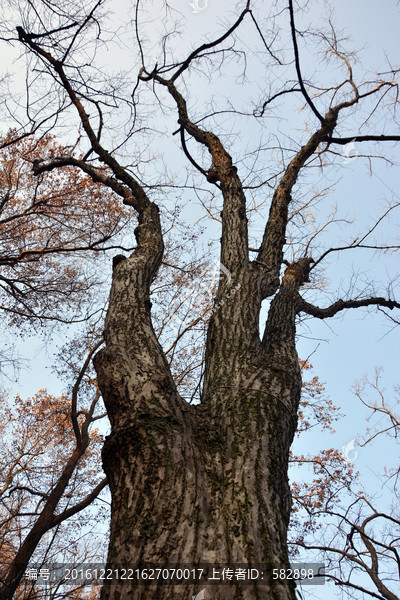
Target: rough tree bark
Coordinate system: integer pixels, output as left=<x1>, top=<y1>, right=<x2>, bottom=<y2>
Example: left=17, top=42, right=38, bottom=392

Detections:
left=93, top=206, right=303, bottom=600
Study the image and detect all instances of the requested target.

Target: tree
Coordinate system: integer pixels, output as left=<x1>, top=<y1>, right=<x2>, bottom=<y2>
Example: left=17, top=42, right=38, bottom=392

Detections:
left=297, top=371, right=400, bottom=600
left=0, top=131, right=132, bottom=328
left=2, top=0, right=400, bottom=598
left=0, top=342, right=108, bottom=599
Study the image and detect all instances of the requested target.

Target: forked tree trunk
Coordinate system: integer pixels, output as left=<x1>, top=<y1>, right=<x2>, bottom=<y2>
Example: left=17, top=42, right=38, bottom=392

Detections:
left=94, top=198, right=306, bottom=600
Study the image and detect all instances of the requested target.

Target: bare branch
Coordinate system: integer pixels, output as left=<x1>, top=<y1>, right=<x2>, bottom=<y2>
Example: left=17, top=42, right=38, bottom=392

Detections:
left=288, top=0, right=324, bottom=122
left=298, top=296, right=400, bottom=319
left=51, top=478, right=108, bottom=527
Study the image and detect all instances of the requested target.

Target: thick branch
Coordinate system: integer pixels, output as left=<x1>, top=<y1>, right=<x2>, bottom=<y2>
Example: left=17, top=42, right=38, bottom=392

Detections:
left=298, top=296, right=400, bottom=318
left=149, top=74, right=248, bottom=270
left=16, top=27, right=149, bottom=214
left=262, top=258, right=314, bottom=358
left=257, top=109, right=339, bottom=296
left=326, top=134, right=400, bottom=145
left=51, top=478, right=108, bottom=527
left=32, top=156, right=130, bottom=201
left=71, top=339, right=104, bottom=447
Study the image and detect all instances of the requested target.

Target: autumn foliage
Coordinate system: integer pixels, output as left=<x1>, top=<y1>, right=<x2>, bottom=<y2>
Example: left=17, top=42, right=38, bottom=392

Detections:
left=0, top=337, right=107, bottom=599
left=0, top=132, right=132, bottom=326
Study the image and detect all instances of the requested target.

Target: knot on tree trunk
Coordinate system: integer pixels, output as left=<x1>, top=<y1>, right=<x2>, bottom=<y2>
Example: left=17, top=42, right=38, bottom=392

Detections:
left=282, top=256, right=314, bottom=288
left=205, top=132, right=234, bottom=183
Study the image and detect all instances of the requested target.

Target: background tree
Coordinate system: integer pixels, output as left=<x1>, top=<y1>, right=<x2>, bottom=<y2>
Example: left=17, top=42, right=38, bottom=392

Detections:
left=0, top=131, right=132, bottom=330
left=297, top=371, right=400, bottom=600
left=0, top=342, right=108, bottom=600
left=1, top=0, right=400, bottom=599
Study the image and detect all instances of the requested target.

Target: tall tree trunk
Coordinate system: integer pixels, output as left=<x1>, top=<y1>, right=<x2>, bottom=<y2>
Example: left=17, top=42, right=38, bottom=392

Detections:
left=94, top=203, right=305, bottom=599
